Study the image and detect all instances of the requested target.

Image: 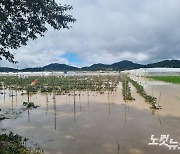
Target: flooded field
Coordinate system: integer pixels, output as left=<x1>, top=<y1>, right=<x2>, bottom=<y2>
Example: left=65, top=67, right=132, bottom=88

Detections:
left=0, top=76, right=180, bottom=154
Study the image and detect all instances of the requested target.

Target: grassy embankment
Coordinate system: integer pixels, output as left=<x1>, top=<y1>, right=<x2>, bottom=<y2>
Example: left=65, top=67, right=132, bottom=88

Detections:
left=121, top=76, right=135, bottom=101
left=0, top=132, right=42, bottom=154
left=127, top=77, right=161, bottom=110
left=149, top=76, right=180, bottom=84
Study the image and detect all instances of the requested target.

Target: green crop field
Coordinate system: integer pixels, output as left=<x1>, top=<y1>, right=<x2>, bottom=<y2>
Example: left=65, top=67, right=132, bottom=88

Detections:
left=149, top=76, right=180, bottom=84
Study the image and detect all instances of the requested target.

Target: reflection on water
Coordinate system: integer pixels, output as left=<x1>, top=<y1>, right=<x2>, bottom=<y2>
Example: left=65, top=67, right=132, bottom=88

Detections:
left=46, top=93, right=49, bottom=115
left=53, top=95, right=57, bottom=130
left=0, top=80, right=180, bottom=154
left=28, top=109, right=30, bottom=122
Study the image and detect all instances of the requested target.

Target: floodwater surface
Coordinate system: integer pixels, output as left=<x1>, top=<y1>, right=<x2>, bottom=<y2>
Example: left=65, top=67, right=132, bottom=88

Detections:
left=0, top=79, right=180, bottom=154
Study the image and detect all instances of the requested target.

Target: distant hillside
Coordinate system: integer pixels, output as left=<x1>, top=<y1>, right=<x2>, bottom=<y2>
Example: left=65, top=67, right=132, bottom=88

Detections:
left=21, top=67, right=43, bottom=72
left=0, top=60, right=180, bottom=72
left=21, top=63, right=79, bottom=72
left=0, top=67, right=18, bottom=72
left=81, top=63, right=111, bottom=71
left=111, top=60, right=143, bottom=70
left=81, top=60, right=143, bottom=71
left=43, top=63, right=79, bottom=71
left=145, top=60, right=180, bottom=68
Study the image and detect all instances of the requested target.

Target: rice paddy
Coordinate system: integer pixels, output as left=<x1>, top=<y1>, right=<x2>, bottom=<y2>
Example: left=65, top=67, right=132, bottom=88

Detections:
left=148, top=76, right=180, bottom=84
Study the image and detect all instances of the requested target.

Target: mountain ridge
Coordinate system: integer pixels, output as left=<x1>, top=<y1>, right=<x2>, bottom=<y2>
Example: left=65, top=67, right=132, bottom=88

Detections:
left=0, top=60, right=180, bottom=72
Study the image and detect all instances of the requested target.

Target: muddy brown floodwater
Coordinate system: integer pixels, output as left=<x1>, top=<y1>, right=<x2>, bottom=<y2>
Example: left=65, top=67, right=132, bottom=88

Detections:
left=0, top=77, right=180, bottom=154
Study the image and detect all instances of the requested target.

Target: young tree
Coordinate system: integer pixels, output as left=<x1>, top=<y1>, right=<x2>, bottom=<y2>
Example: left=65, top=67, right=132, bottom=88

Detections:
left=0, top=0, right=76, bottom=63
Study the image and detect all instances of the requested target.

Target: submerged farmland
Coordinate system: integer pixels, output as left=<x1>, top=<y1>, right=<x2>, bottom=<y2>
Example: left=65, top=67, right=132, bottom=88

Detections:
left=0, top=73, right=180, bottom=154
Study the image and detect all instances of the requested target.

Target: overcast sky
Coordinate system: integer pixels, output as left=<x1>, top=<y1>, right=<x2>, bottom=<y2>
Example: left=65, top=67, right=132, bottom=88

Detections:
left=1, top=0, right=180, bottom=68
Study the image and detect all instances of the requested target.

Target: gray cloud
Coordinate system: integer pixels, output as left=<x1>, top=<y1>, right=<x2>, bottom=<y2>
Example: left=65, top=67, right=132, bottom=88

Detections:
left=1, top=0, right=180, bottom=68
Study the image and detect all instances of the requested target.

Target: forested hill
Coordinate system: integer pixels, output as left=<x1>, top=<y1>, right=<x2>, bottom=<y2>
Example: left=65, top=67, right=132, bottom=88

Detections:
left=0, top=60, right=180, bottom=72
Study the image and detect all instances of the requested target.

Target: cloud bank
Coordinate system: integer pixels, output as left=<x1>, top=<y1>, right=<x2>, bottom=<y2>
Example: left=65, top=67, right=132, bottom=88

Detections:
left=1, top=0, right=180, bottom=68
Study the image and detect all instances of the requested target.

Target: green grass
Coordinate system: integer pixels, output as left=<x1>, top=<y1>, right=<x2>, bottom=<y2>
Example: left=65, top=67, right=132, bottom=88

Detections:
left=149, top=76, right=180, bottom=84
